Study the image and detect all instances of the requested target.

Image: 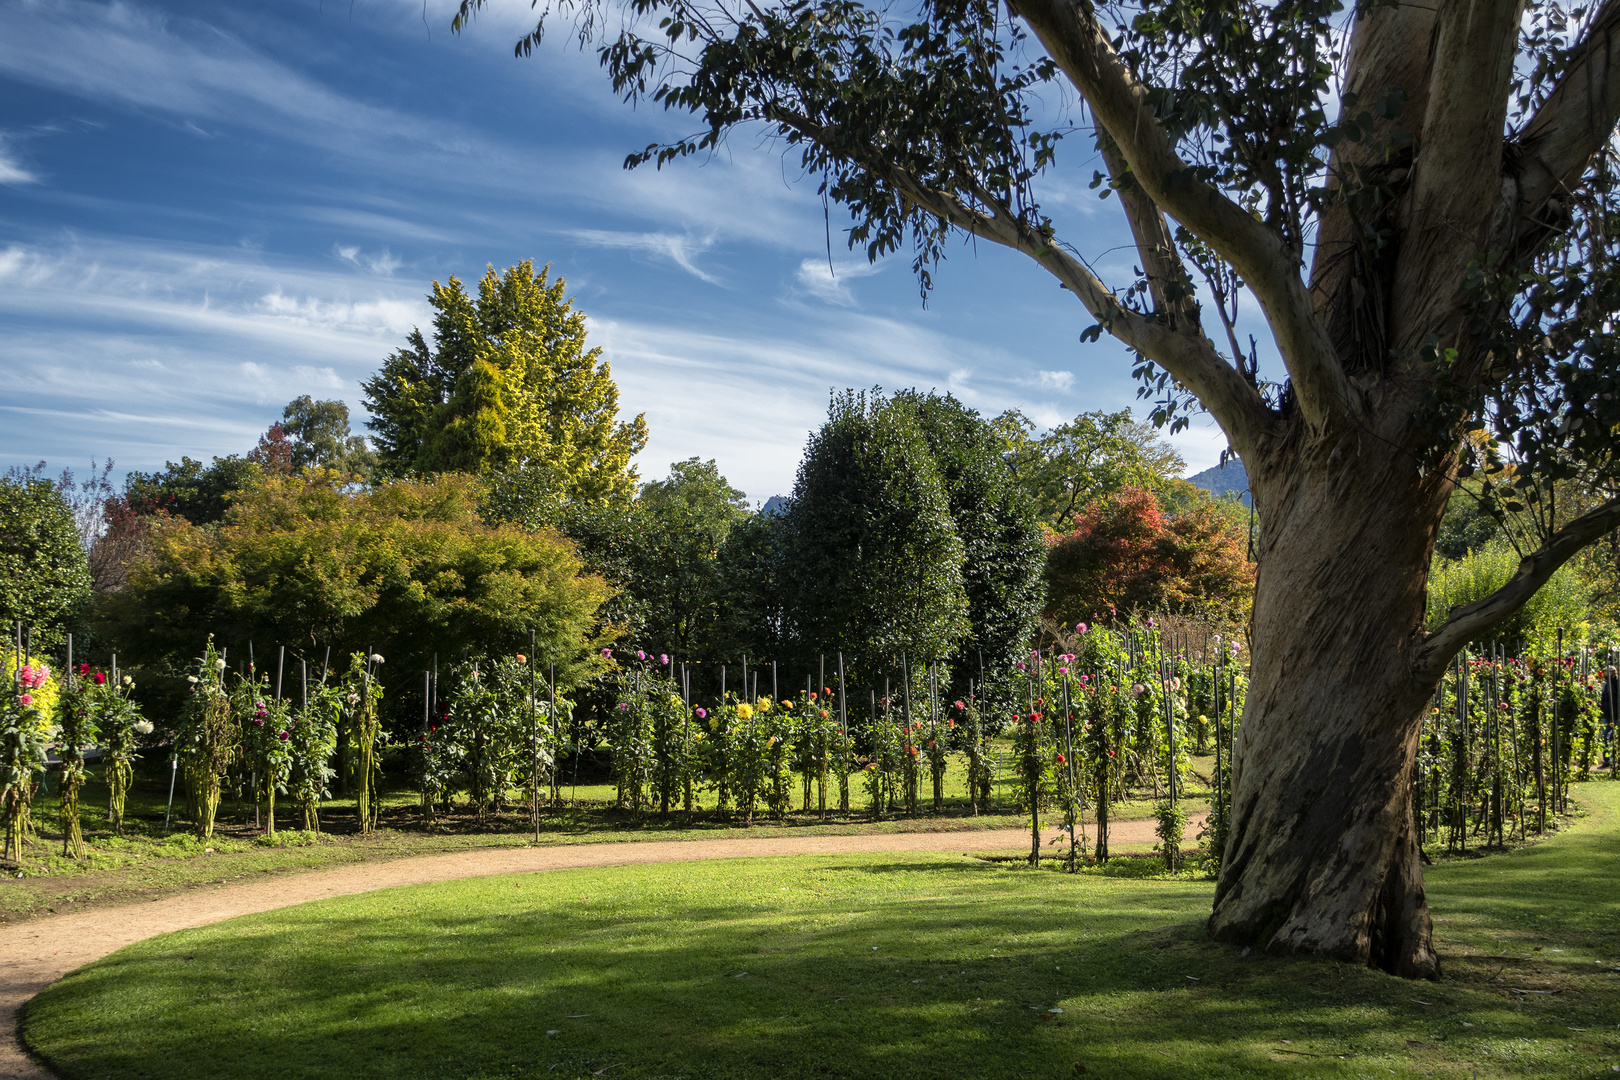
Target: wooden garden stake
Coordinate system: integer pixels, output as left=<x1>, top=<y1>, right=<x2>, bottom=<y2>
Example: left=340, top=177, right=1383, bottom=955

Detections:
left=1027, top=649, right=1040, bottom=867
left=682, top=662, right=693, bottom=814
left=1061, top=668, right=1078, bottom=872
left=553, top=661, right=562, bottom=807
left=529, top=628, right=539, bottom=840
left=1550, top=633, right=1560, bottom=818
left=901, top=652, right=916, bottom=814
left=837, top=652, right=849, bottom=813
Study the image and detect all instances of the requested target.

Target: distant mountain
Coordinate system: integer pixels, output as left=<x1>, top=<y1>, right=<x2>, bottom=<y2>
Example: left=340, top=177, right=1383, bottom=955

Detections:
left=1187, top=458, right=1251, bottom=506
left=761, top=494, right=791, bottom=517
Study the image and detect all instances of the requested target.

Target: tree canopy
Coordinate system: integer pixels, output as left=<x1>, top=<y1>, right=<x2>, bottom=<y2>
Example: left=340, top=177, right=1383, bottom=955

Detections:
left=362, top=261, right=648, bottom=504
left=280, top=396, right=376, bottom=478
left=1045, top=485, right=1253, bottom=627
left=781, top=389, right=970, bottom=673
left=552, top=458, right=753, bottom=657
left=893, top=392, right=1046, bottom=690
left=122, top=455, right=263, bottom=527
left=0, top=473, right=91, bottom=650
left=97, top=472, right=612, bottom=690
left=999, top=408, right=1186, bottom=530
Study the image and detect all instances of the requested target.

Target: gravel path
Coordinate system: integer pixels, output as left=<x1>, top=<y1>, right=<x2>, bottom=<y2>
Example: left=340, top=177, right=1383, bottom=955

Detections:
left=0, top=816, right=1188, bottom=1079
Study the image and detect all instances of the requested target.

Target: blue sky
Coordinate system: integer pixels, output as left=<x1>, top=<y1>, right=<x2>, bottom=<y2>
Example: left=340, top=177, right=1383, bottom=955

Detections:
left=0, top=0, right=1243, bottom=503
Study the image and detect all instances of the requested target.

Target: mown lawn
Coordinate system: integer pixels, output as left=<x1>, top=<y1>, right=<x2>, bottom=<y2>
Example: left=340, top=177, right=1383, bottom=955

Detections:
left=21, top=784, right=1619, bottom=1080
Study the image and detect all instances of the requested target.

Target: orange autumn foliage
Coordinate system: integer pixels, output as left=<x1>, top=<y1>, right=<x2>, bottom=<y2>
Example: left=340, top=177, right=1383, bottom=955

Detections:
left=1043, top=486, right=1254, bottom=626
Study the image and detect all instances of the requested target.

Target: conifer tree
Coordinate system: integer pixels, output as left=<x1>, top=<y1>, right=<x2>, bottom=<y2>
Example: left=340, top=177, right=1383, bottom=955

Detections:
left=362, top=262, right=647, bottom=504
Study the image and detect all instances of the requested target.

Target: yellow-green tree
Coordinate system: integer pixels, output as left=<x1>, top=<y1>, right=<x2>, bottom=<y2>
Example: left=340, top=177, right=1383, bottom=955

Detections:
left=363, top=261, right=648, bottom=504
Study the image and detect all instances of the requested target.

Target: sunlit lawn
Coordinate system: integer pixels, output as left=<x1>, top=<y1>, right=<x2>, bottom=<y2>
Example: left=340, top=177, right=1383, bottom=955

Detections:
left=20, top=785, right=1620, bottom=1079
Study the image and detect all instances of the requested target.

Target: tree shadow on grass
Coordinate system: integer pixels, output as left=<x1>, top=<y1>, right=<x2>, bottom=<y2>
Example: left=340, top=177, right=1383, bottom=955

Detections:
left=22, top=837, right=1620, bottom=1080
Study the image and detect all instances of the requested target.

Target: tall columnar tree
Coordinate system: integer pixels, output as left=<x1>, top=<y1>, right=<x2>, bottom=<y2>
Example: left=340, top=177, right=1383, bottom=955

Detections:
left=892, top=392, right=1046, bottom=694
left=362, top=261, right=648, bottom=504
left=0, top=473, right=91, bottom=650
left=460, top=0, right=1620, bottom=975
left=780, top=390, right=970, bottom=680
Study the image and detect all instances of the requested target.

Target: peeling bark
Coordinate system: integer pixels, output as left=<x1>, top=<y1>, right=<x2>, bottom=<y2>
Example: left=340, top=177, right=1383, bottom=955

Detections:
left=1209, top=441, right=1449, bottom=978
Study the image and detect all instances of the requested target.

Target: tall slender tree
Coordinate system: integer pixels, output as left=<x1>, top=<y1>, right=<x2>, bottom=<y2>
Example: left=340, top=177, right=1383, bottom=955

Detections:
left=460, top=0, right=1620, bottom=975
left=893, top=392, right=1045, bottom=695
left=781, top=390, right=970, bottom=679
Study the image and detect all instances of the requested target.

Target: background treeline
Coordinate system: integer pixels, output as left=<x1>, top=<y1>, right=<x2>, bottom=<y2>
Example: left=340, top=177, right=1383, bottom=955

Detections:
left=5, top=261, right=1265, bottom=740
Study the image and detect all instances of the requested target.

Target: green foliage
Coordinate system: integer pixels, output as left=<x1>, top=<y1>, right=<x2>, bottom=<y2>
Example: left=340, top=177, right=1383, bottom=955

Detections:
left=417, top=654, right=564, bottom=821
left=1154, top=800, right=1188, bottom=871
left=632, top=458, right=751, bottom=655
left=97, top=472, right=613, bottom=704
left=177, top=639, right=238, bottom=840
left=999, top=409, right=1187, bottom=530
left=280, top=396, right=377, bottom=478
left=340, top=652, right=386, bottom=834
left=236, top=675, right=294, bottom=837
left=93, top=667, right=149, bottom=833
left=574, top=459, right=753, bottom=658
left=894, top=393, right=1045, bottom=699
left=781, top=390, right=969, bottom=677
left=0, top=474, right=92, bottom=650
left=1435, top=485, right=1504, bottom=562
left=1427, top=544, right=1588, bottom=649
left=1, top=656, right=54, bottom=861
left=708, top=509, right=786, bottom=660
left=286, top=682, right=339, bottom=833
left=57, top=673, right=103, bottom=858
left=362, top=261, right=648, bottom=505
left=122, top=455, right=264, bottom=526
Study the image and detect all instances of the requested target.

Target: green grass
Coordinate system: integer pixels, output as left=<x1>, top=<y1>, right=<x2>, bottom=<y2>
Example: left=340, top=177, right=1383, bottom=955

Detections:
left=1, top=747, right=1203, bottom=924
left=21, top=784, right=1620, bottom=1080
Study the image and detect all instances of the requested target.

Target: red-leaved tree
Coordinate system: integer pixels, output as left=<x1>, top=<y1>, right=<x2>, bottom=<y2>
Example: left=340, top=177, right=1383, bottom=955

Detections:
left=1045, top=486, right=1253, bottom=626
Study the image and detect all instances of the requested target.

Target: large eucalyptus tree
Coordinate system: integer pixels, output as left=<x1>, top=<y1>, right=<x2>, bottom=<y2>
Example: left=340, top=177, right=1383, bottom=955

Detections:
left=457, top=0, right=1620, bottom=977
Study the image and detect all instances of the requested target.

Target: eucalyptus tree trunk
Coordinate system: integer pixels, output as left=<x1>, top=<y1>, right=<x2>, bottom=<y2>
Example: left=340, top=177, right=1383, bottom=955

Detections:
left=1210, top=441, right=1451, bottom=978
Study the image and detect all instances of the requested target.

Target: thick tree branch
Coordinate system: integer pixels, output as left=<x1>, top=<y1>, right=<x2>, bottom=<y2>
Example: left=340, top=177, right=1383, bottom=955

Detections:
left=1007, top=0, right=1350, bottom=434
left=1515, top=0, right=1620, bottom=246
left=1097, top=142, right=1202, bottom=335
left=1307, top=1, right=1437, bottom=355
left=770, top=109, right=1276, bottom=454
left=906, top=176, right=1274, bottom=455
left=1388, top=0, right=1525, bottom=354
left=1414, top=495, right=1620, bottom=680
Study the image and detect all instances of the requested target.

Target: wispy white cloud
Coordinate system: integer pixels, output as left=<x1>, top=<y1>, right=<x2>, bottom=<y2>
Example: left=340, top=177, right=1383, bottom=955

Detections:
left=0, top=1, right=452, bottom=154
left=568, top=229, right=721, bottom=284
left=0, top=134, right=37, bottom=184
left=793, top=257, right=883, bottom=306
left=1036, top=369, right=1075, bottom=391
left=0, top=233, right=429, bottom=470
left=594, top=303, right=1093, bottom=499
left=334, top=244, right=403, bottom=277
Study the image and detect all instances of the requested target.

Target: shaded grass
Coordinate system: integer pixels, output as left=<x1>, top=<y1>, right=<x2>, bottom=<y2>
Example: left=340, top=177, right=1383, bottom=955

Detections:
left=22, top=783, right=1620, bottom=1080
